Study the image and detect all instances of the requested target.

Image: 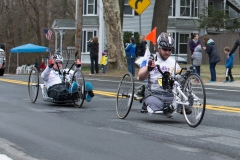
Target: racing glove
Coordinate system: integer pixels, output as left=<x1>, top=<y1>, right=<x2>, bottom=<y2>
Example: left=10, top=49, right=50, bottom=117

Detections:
left=48, top=59, right=54, bottom=68
left=75, top=59, right=81, bottom=68
left=148, top=60, right=154, bottom=71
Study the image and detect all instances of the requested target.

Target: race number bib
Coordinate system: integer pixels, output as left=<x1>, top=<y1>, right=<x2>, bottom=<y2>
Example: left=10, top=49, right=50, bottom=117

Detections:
left=158, top=78, right=162, bottom=86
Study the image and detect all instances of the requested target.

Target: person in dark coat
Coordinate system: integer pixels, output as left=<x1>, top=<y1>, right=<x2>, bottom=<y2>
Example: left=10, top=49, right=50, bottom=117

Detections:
left=138, top=35, right=147, bottom=57
left=88, top=36, right=99, bottom=75
left=189, top=33, right=201, bottom=65
left=229, top=32, right=240, bottom=56
left=202, top=35, right=221, bottom=83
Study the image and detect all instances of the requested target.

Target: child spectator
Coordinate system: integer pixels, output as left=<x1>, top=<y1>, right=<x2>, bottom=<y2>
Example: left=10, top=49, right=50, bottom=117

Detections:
left=100, top=50, right=108, bottom=74
left=191, top=44, right=202, bottom=76
left=223, top=46, right=234, bottom=83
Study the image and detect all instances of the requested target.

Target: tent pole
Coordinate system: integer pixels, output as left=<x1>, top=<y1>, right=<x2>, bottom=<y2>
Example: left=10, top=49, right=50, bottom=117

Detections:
left=17, top=53, right=19, bottom=68
left=8, top=53, right=11, bottom=74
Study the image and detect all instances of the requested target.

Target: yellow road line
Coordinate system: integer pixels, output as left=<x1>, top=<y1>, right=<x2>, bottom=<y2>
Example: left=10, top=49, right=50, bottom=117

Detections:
left=1, top=78, right=240, bottom=114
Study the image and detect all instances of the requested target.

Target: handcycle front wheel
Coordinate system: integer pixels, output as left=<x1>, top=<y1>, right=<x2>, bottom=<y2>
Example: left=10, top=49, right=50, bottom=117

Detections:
left=116, top=73, right=134, bottom=119
left=72, top=68, right=85, bottom=108
left=28, top=67, right=39, bottom=103
left=182, top=73, right=206, bottom=127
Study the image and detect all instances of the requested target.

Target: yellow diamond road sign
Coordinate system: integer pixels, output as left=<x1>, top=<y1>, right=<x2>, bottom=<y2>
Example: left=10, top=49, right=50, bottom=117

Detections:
left=128, top=0, right=151, bottom=15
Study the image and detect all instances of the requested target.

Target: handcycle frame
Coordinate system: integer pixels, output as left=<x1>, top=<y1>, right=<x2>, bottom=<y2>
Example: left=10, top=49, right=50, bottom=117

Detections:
left=28, top=52, right=86, bottom=108
left=116, top=66, right=206, bottom=128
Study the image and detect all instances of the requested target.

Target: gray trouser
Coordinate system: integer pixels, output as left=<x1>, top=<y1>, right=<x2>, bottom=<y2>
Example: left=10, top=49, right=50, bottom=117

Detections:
left=144, top=93, right=174, bottom=111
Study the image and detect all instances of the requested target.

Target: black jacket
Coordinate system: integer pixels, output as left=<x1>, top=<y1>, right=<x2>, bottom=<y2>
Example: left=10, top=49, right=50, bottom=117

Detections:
left=88, top=42, right=99, bottom=57
left=138, top=41, right=147, bottom=57
left=205, top=41, right=221, bottom=63
left=229, top=38, right=240, bottom=56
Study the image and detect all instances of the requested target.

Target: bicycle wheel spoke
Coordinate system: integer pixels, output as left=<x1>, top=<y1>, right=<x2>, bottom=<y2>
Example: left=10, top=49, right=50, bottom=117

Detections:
left=116, top=73, right=134, bottom=119
left=182, top=73, right=206, bottom=127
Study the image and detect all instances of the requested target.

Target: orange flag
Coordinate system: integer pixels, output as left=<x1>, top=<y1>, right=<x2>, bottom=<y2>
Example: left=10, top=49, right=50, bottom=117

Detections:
left=144, top=27, right=157, bottom=45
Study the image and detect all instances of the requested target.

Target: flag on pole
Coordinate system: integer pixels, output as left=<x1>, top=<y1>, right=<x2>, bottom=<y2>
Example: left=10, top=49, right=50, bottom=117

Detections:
left=144, top=27, right=157, bottom=45
left=43, top=28, right=53, bottom=40
left=135, top=46, right=151, bottom=66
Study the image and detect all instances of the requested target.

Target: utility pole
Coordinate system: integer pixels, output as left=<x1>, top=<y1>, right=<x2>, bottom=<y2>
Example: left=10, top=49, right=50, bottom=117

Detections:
left=75, top=0, right=83, bottom=60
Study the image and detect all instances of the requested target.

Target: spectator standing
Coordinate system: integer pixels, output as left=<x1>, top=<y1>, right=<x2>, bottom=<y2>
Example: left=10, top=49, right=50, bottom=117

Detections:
left=100, top=50, right=108, bottom=74
left=189, top=33, right=201, bottom=65
left=229, top=32, right=240, bottom=56
left=191, top=44, right=202, bottom=76
left=125, top=37, right=137, bottom=76
left=202, top=35, right=221, bottom=83
left=88, top=36, right=99, bottom=75
left=138, top=35, right=147, bottom=57
left=223, top=46, right=234, bottom=83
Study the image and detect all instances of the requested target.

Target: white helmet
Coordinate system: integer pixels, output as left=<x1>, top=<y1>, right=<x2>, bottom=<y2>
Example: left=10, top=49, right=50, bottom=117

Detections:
left=52, top=49, right=63, bottom=62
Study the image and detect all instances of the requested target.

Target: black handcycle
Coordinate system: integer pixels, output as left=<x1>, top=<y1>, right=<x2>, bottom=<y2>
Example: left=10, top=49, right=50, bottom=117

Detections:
left=28, top=53, right=85, bottom=108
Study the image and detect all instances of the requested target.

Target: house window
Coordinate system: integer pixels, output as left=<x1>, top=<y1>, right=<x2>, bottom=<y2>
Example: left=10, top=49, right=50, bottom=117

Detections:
left=180, top=0, right=198, bottom=17
left=169, top=0, right=176, bottom=16
left=208, top=1, right=214, bottom=17
left=179, top=34, right=189, bottom=54
left=124, top=0, right=134, bottom=16
left=82, top=31, right=97, bottom=52
left=84, top=0, right=97, bottom=15
left=221, top=1, right=229, bottom=16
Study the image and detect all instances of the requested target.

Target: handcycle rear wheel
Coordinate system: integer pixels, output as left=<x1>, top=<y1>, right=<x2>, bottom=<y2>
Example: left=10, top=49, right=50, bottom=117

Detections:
left=116, top=73, right=134, bottom=119
left=72, top=68, right=85, bottom=108
left=28, top=67, right=39, bottom=103
left=182, top=73, right=206, bottom=127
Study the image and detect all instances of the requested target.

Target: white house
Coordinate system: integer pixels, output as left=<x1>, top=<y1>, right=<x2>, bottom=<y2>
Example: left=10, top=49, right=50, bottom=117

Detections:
left=52, top=0, right=240, bottom=63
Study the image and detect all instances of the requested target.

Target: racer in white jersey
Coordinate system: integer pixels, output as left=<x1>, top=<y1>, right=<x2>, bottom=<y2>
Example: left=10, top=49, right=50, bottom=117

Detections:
left=41, top=50, right=94, bottom=102
left=138, top=32, right=181, bottom=114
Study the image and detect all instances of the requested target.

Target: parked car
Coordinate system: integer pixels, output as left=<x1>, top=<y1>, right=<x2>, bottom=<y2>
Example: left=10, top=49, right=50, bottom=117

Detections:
left=169, top=55, right=187, bottom=64
left=0, top=49, right=6, bottom=76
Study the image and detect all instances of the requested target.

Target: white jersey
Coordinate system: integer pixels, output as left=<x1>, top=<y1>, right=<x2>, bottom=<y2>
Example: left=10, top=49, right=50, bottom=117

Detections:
left=41, top=67, right=75, bottom=89
left=147, top=53, right=181, bottom=92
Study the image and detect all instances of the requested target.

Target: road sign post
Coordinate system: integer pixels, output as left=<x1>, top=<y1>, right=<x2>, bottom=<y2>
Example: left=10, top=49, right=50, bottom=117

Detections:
left=128, top=0, right=151, bottom=35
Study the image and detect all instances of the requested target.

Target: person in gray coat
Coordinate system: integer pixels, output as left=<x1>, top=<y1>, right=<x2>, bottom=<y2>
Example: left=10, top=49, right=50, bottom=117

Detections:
left=191, top=44, right=202, bottom=76
left=202, top=35, right=221, bottom=83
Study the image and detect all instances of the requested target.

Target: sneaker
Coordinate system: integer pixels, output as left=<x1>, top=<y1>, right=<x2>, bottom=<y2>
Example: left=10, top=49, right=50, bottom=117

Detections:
left=208, top=80, right=216, bottom=83
left=141, top=103, right=147, bottom=113
left=147, top=106, right=163, bottom=114
left=223, top=80, right=230, bottom=83
left=85, top=82, right=94, bottom=102
left=134, top=85, right=145, bottom=98
left=71, top=81, right=78, bottom=93
left=230, top=79, right=234, bottom=82
left=89, top=73, right=93, bottom=75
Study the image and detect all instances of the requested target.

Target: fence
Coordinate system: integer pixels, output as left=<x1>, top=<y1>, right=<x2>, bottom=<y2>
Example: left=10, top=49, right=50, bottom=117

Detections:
left=187, top=32, right=240, bottom=65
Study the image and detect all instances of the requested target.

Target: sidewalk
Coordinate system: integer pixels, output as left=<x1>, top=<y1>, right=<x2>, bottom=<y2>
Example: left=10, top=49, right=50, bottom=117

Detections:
left=85, top=72, right=240, bottom=88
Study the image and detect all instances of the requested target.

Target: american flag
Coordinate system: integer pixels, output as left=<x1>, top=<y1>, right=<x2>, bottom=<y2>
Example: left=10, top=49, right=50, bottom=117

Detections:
left=44, top=28, right=53, bottom=40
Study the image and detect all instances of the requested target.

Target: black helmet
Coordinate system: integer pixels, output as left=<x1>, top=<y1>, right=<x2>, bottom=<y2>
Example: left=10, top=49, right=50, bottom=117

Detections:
left=157, top=32, right=175, bottom=49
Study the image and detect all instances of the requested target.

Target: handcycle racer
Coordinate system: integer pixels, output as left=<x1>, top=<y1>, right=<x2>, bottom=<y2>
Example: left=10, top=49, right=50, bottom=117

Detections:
left=137, top=32, right=192, bottom=115
left=41, top=51, right=94, bottom=102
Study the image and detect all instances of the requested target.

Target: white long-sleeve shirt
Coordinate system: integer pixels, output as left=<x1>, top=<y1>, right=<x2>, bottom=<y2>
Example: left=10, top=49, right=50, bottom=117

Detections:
left=41, top=66, right=62, bottom=89
left=41, top=66, right=76, bottom=89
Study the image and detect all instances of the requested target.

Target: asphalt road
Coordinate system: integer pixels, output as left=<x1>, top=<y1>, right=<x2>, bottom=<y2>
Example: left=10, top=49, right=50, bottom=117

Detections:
left=0, top=74, right=239, bottom=160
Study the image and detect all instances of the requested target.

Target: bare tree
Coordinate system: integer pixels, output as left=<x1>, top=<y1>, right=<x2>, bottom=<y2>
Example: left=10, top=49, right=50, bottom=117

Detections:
left=102, top=0, right=126, bottom=69
left=75, top=0, right=83, bottom=60
left=151, top=0, right=170, bottom=52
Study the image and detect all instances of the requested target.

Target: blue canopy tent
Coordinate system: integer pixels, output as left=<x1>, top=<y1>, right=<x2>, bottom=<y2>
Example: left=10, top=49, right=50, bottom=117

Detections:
left=9, top=43, right=50, bottom=73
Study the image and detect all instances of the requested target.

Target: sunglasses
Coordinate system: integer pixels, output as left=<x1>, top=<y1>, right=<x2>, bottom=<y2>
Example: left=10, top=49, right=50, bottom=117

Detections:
left=56, top=61, right=62, bottom=64
left=162, top=48, right=172, bottom=52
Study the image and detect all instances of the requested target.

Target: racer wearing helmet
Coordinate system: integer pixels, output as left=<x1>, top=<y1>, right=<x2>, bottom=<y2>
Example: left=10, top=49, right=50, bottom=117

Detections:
left=137, top=32, right=182, bottom=114
left=41, top=50, right=94, bottom=102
